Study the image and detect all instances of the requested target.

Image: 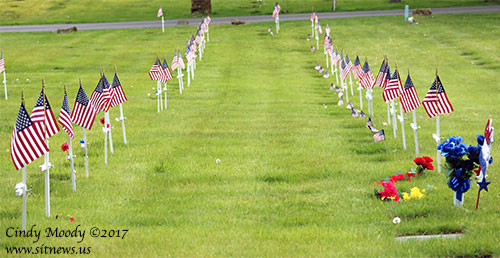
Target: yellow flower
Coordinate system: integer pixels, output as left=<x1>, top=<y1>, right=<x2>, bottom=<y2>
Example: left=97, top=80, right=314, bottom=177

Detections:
left=402, top=192, right=410, bottom=201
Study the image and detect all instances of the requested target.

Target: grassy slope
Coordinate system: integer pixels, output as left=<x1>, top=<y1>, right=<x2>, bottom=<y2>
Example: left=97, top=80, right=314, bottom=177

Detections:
left=0, top=0, right=498, bottom=25
left=0, top=13, right=499, bottom=256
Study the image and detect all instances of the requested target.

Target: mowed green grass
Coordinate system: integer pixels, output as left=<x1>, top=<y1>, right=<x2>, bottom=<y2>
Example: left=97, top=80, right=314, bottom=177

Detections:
left=0, top=0, right=498, bottom=25
left=0, top=13, right=499, bottom=256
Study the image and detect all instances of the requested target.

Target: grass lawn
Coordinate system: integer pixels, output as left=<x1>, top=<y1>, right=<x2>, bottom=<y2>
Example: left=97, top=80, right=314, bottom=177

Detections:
left=0, top=12, right=500, bottom=256
left=0, top=0, right=499, bottom=25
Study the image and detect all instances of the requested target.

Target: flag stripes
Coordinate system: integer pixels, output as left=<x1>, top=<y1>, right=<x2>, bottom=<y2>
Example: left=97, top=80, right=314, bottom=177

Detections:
left=58, top=91, right=74, bottom=138
left=31, top=91, right=60, bottom=138
left=382, top=70, right=402, bottom=102
left=422, top=75, right=453, bottom=118
left=71, top=85, right=97, bottom=130
left=400, top=74, right=421, bottom=113
left=11, top=102, right=49, bottom=170
left=110, top=73, right=127, bottom=107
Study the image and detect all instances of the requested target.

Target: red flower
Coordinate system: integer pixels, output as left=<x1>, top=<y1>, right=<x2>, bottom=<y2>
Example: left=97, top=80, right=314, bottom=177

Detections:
left=378, top=181, right=400, bottom=202
left=423, top=156, right=433, bottom=163
left=61, top=143, right=69, bottom=151
left=405, top=171, right=415, bottom=181
left=413, top=157, right=426, bottom=166
left=69, top=217, right=75, bottom=222
left=100, top=117, right=105, bottom=125
left=425, top=162, right=434, bottom=170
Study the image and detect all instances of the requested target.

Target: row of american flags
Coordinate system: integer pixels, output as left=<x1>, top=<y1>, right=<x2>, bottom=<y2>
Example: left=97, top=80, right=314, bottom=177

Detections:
left=320, top=30, right=453, bottom=118
left=11, top=73, right=127, bottom=170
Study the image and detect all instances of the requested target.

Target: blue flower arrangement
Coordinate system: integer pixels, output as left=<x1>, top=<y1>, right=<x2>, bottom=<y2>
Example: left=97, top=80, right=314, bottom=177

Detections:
left=437, top=135, right=493, bottom=202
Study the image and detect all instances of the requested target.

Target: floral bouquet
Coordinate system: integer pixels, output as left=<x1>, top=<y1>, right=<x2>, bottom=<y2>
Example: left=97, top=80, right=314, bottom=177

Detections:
left=412, top=156, right=434, bottom=175
left=437, top=135, right=492, bottom=206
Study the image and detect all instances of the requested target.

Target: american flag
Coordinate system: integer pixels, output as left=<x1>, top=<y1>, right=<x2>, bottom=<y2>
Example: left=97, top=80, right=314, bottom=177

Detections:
left=178, top=51, right=186, bottom=69
left=149, top=58, right=162, bottom=81
left=422, top=75, right=454, bottom=118
left=338, top=96, right=344, bottom=106
left=332, top=49, right=340, bottom=66
left=157, top=6, right=163, bottom=17
left=366, top=117, right=373, bottom=128
left=185, top=46, right=195, bottom=63
left=382, top=69, right=402, bottom=102
left=352, top=56, right=362, bottom=80
left=10, top=102, right=49, bottom=170
left=90, top=77, right=106, bottom=112
left=325, top=24, right=331, bottom=37
left=360, top=61, right=375, bottom=89
left=171, top=51, right=179, bottom=70
left=399, top=73, right=420, bottom=113
left=374, top=129, right=385, bottom=142
left=71, top=85, right=97, bottom=130
left=101, top=73, right=114, bottom=112
left=195, top=30, right=203, bottom=45
left=311, top=12, right=317, bottom=24
left=272, top=2, right=281, bottom=18
left=0, top=53, right=5, bottom=73
left=375, top=59, right=387, bottom=87
left=58, top=91, right=74, bottom=138
left=379, top=62, right=391, bottom=89
left=340, top=58, right=349, bottom=82
left=161, top=59, right=174, bottom=81
left=110, top=72, right=127, bottom=107
left=316, top=22, right=322, bottom=34
left=351, top=107, right=359, bottom=117
left=200, top=21, right=207, bottom=34
left=479, top=119, right=494, bottom=181
left=31, top=90, right=60, bottom=138
left=204, top=14, right=211, bottom=25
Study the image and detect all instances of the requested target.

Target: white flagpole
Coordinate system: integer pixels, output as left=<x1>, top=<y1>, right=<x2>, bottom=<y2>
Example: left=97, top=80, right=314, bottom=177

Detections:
left=83, top=128, right=88, bottom=177
left=3, top=71, right=7, bottom=100
left=411, top=110, right=419, bottom=156
left=177, top=68, right=183, bottom=94
left=164, top=82, right=167, bottom=110
left=325, top=49, right=329, bottom=68
left=118, top=103, right=127, bottom=144
left=105, top=111, right=113, bottom=154
left=159, top=82, right=163, bottom=111
left=191, top=61, right=195, bottom=81
left=207, top=25, right=210, bottom=42
left=399, top=104, right=407, bottom=150
left=391, top=100, right=397, bottom=138
left=161, top=16, right=165, bottom=33
left=157, top=81, right=161, bottom=112
left=43, top=139, right=51, bottom=217
left=386, top=101, right=391, bottom=125
left=22, top=167, right=26, bottom=231
left=315, top=29, right=319, bottom=50
left=349, top=72, right=354, bottom=96
left=275, top=15, right=279, bottom=34
left=68, top=136, right=76, bottom=191
left=436, top=115, right=441, bottom=173
left=343, top=80, right=349, bottom=104
left=187, top=63, right=191, bottom=88
left=334, top=64, right=339, bottom=85
left=330, top=53, right=334, bottom=75
left=103, top=125, right=108, bottom=165
left=358, top=83, right=363, bottom=110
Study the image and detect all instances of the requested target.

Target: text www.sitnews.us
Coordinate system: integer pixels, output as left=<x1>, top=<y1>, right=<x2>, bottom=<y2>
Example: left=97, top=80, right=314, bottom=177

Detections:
left=5, top=245, right=91, bottom=255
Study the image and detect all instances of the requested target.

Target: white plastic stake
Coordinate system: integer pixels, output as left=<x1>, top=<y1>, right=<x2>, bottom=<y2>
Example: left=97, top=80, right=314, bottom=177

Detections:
left=399, top=104, right=407, bottom=150
left=22, top=167, right=26, bottom=231
left=311, top=20, right=314, bottom=38
left=105, top=111, right=113, bottom=154
left=358, top=84, right=363, bottom=110
left=391, top=100, right=397, bottom=138
left=164, top=82, right=167, bottom=110
left=68, top=136, right=76, bottom=191
left=157, top=81, right=161, bottom=112
left=386, top=101, right=391, bottom=125
left=436, top=115, right=441, bottom=173
left=161, top=16, right=165, bottom=33
left=3, top=71, right=7, bottom=100
left=119, top=103, right=127, bottom=145
left=412, top=110, right=419, bottom=156
left=44, top=140, right=50, bottom=217
left=187, top=63, right=191, bottom=88
left=103, top=125, right=108, bottom=165
left=275, top=15, right=280, bottom=34
left=349, top=72, right=354, bottom=96
left=83, top=128, right=88, bottom=178
left=334, top=64, right=339, bottom=85
left=159, top=82, right=163, bottom=111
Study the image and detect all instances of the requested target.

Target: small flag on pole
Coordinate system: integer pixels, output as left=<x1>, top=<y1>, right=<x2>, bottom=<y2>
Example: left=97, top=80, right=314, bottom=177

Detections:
left=71, top=85, right=98, bottom=130
left=374, top=130, right=385, bottom=142
left=161, top=59, right=174, bottom=81
left=11, top=102, right=49, bottom=170
left=90, top=77, right=106, bottom=113
left=110, top=73, right=127, bottom=107
left=58, top=91, right=74, bottom=138
left=149, top=58, right=162, bottom=81
left=375, top=59, right=388, bottom=87
left=272, top=3, right=281, bottom=18
left=382, top=70, right=402, bottom=102
left=400, top=74, right=420, bottom=113
left=157, top=6, right=163, bottom=17
left=360, top=61, right=375, bottom=89
left=31, top=90, right=60, bottom=138
left=0, top=53, right=5, bottom=73
left=422, top=75, right=454, bottom=118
